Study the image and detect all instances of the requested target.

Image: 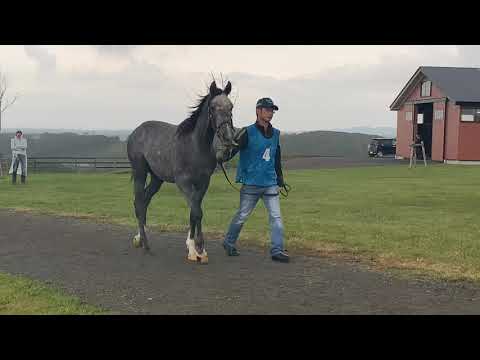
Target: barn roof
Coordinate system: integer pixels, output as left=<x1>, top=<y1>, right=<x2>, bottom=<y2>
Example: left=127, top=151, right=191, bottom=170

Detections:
left=390, top=66, right=480, bottom=110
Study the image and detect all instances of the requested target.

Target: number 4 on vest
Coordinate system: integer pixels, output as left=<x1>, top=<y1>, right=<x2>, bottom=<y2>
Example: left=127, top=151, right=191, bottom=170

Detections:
left=262, top=148, right=271, bottom=161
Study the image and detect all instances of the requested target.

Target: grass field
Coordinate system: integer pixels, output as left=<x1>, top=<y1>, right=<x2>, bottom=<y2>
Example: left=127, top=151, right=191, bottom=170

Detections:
left=1, top=164, right=480, bottom=287
left=0, top=272, right=105, bottom=314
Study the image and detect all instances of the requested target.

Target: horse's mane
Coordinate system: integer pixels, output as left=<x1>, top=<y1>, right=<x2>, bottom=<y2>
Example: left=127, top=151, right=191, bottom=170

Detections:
left=176, top=87, right=223, bottom=136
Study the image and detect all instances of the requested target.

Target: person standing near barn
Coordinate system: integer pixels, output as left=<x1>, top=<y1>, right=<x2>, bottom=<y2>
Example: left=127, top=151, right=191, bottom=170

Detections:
left=10, top=130, right=28, bottom=184
left=223, top=97, right=290, bottom=263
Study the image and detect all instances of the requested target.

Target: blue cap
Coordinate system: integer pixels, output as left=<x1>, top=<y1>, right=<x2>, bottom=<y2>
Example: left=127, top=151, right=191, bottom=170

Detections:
left=256, top=97, right=279, bottom=110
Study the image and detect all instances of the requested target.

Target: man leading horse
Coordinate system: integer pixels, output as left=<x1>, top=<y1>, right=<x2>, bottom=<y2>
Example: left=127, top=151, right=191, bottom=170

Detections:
left=223, top=97, right=290, bottom=263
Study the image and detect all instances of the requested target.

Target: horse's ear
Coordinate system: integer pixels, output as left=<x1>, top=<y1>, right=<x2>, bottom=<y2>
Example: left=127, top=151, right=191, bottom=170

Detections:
left=224, top=81, right=232, bottom=96
left=209, top=81, right=218, bottom=95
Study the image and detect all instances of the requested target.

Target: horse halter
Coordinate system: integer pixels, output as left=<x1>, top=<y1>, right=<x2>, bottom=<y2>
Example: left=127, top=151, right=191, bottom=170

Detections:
left=208, top=105, right=235, bottom=142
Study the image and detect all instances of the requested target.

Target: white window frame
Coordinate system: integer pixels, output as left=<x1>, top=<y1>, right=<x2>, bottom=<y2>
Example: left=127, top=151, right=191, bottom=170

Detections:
left=434, top=109, right=444, bottom=120
left=461, top=107, right=479, bottom=122
left=421, top=81, right=432, bottom=97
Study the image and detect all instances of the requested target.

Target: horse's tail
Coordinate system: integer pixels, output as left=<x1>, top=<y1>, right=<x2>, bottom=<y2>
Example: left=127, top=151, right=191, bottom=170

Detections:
left=126, top=133, right=135, bottom=183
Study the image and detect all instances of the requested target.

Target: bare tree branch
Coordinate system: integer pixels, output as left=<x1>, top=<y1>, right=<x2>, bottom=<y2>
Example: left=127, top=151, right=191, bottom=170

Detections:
left=0, top=71, right=19, bottom=133
left=1, top=94, right=18, bottom=113
left=0, top=73, right=7, bottom=97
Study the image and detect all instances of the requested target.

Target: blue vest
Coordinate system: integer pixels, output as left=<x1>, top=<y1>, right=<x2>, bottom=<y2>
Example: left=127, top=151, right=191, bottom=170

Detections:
left=236, top=124, right=280, bottom=187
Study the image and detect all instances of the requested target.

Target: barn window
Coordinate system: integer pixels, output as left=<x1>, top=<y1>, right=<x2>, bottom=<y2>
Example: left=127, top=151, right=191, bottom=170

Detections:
left=434, top=110, right=444, bottom=120
left=421, top=81, right=432, bottom=97
left=406, top=111, right=412, bottom=121
left=460, top=107, right=479, bottom=122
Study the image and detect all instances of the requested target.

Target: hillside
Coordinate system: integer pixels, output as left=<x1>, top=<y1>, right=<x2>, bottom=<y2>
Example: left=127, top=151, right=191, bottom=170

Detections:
left=0, top=133, right=126, bottom=158
left=280, top=131, right=377, bottom=158
left=331, top=126, right=396, bottom=138
left=0, top=130, right=380, bottom=159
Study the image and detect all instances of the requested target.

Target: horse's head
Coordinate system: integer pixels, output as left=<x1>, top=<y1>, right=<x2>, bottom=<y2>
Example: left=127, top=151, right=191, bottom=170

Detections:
left=208, top=81, right=237, bottom=162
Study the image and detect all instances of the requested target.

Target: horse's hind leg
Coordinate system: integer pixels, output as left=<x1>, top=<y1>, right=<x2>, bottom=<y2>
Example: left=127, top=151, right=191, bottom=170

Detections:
left=144, top=172, right=164, bottom=219
left=132, top=166, right=150, bottom=251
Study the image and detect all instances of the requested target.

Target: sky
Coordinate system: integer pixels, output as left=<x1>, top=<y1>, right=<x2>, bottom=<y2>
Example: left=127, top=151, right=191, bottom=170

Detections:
left=0, top=45, right=479, bottom=133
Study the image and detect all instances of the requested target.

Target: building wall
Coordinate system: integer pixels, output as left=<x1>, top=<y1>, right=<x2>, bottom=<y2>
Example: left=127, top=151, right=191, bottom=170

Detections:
left=458, top=113, right=480, bottom=160
left=431, top=101, right=446, bottom=161
left=396, top=104, right=413, bottom=158
left=444, top=102, right=460, bottom=160
left=404, top=80, right=445, bottom=102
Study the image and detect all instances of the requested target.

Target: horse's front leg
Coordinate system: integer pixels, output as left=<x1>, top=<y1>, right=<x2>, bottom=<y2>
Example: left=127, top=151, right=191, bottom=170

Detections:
left=193, top=201, right=208, bottom=263
left=178, top=177, right=210, bottom=264
left=187, top=193, right=208, bottom=264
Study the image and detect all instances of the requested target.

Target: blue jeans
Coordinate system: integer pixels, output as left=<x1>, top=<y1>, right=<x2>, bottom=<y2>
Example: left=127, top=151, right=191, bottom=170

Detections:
left=12, top=154, right=26, bottom=176
left=224, top=185, right=284, bottom=256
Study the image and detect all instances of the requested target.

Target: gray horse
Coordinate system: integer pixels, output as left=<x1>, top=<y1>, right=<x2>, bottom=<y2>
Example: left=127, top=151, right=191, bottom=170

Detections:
left=127, top=81, right=236, bottom=264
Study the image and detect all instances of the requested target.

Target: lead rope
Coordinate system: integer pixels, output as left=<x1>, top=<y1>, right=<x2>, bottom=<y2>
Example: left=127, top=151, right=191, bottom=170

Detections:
left=219, top=161, right=291, bottom=198
left=219, top=162, right=240, bottom=192
left=279, top=183, right=291, bottom=198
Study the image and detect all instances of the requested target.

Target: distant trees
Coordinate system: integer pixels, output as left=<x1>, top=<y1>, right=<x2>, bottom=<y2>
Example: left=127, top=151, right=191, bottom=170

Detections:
left=0, top=132, right=127, bottom=158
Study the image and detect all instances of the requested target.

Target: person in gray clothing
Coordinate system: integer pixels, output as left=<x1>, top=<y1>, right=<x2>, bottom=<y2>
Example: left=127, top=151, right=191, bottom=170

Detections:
left=11, top=130, right=27, bottom=184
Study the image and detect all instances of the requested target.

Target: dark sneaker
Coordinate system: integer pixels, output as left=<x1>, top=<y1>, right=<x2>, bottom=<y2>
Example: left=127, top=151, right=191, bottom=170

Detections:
left=223, top=244, right=240, bottom=256
left=272, top=251, right=289, bottom=263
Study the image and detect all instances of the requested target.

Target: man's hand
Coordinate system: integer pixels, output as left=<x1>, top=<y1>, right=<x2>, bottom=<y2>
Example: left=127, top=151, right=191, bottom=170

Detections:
left=233, top=127, right=247, bottom=147
left=277, top=176, right=291, bottom=196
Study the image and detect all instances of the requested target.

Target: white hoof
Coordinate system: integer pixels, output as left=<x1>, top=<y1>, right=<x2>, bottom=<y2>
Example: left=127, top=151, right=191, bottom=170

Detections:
left=185, top=231, right=208, bottom=264
left=186, top=231, right=193, bottom=248
left=133, top=233, right=141, bottom=248
left=186, top=249, right=209, bottom=264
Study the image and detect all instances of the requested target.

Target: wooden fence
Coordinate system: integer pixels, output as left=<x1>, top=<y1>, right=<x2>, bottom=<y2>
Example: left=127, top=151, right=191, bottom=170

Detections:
left=0, top=157, right=130, bottom=173
left=0, top=156, right=236, bottom=174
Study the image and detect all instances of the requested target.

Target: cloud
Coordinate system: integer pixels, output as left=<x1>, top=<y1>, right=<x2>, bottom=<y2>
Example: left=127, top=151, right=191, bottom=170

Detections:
left=4, top=45, right=478, bottom=132
left=456, top=46, right=480, bottom=67
left=94, top=45, right=138, bottom=57
left=23, top=46, right=57, bottom=72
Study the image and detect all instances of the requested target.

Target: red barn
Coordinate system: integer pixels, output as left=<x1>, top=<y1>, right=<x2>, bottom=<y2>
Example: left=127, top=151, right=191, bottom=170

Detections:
left=390, top=66, right=480, bottom=163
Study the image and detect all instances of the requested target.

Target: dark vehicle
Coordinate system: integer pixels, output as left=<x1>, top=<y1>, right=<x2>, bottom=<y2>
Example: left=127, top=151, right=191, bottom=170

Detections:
left=368, top=138, right=396, bottom=157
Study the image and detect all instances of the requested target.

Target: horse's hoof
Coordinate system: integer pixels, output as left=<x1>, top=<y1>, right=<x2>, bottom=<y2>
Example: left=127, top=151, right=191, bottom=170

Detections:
left=186, top=253, right=208, bottom=264
left=187, top=253, right=200, bottom=262
left=133, top=234, right=141, bottom=248
left=186, top=252, right=209, bottom=264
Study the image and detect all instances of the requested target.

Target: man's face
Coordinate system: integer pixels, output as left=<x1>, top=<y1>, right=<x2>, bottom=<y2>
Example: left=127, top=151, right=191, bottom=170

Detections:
left=257, top=107, right=275, bottom=123
left=16, top=133, right=21, bottom=139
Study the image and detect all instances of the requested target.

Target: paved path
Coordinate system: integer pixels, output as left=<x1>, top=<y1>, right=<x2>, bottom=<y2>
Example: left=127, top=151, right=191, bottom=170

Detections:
left=1, top=209, right=479, bottom=314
